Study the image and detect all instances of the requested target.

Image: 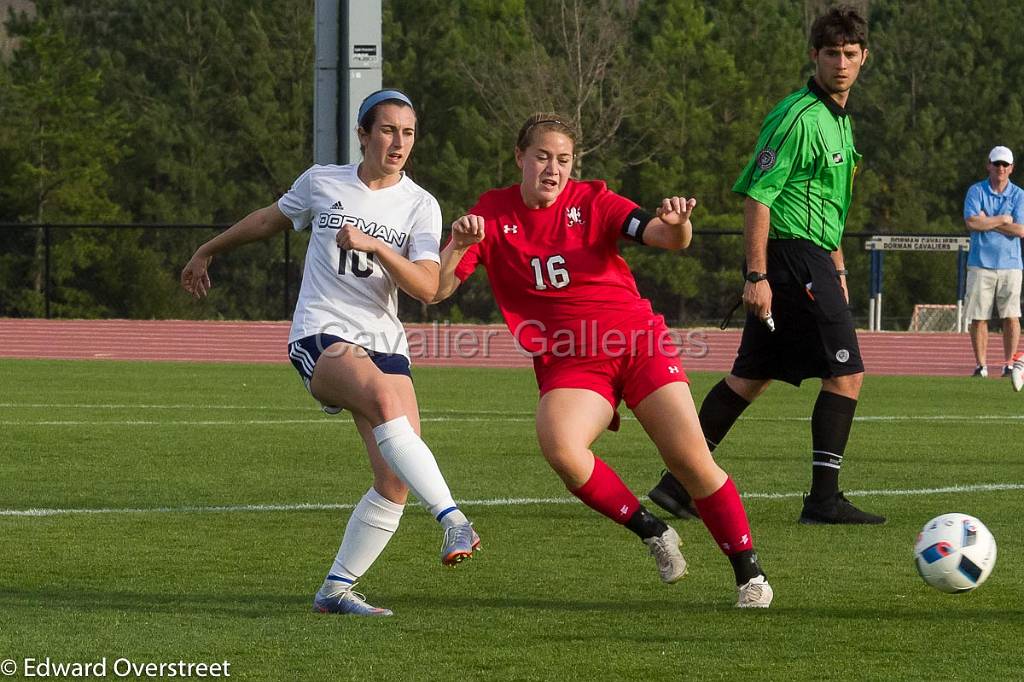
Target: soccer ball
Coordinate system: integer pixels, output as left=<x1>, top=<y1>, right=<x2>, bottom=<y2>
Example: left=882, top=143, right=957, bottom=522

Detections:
left=913, top=513, right=997, bottom=593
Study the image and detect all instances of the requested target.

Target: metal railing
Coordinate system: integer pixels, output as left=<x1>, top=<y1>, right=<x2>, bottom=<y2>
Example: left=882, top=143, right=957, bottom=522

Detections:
left=0, top=223, right=294, bottom=320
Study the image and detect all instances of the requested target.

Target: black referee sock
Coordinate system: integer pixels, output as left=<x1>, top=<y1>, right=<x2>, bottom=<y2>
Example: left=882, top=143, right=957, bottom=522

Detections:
left=699, top=379, right=751, bottom=452
left=809, top=390, right=858, bottom=501
left=625, top=506, right=669, bottom=540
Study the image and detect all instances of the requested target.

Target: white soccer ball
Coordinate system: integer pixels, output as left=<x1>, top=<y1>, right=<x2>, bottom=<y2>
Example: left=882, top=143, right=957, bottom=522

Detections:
left=913, top=513, right=997, bottom=593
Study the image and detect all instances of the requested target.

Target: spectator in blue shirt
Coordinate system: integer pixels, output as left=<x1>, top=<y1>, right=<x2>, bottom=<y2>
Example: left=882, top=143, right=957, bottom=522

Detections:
left=963, top=146, right=1024, bottom=378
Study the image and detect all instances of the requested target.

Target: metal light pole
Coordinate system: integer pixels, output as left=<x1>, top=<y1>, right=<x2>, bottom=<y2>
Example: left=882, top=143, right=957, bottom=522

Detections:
left=314, top=0, right=382, bottom=166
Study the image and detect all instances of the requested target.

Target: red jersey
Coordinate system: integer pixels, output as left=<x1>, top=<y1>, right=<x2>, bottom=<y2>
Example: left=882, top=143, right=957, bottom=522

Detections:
left=455, top=180, right=658, bottom=354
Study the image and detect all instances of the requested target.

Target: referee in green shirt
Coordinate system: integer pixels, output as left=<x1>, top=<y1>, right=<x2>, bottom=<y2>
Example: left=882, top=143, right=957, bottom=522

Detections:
left=650, top=6, right=885, bottom=525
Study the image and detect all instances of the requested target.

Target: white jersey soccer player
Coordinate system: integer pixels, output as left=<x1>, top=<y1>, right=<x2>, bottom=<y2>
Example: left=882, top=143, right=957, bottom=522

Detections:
left=280, top=163, right=442, bottom=358
left=181, top=89, right=479, bottom=618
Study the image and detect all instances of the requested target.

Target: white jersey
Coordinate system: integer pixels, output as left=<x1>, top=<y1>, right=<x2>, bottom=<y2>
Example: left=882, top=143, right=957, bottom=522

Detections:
left=279, top=164, right=442, bottom=359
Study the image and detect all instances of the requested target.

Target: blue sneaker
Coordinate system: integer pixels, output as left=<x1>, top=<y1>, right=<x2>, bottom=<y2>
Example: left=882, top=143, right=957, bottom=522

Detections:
left=312, top=584, right=393, bottom=616
left=440, top=523, right=480, bottom=566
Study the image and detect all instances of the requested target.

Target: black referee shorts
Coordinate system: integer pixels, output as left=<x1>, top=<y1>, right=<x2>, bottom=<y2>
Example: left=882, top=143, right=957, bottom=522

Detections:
left=731, top=238, right=864, bottom=386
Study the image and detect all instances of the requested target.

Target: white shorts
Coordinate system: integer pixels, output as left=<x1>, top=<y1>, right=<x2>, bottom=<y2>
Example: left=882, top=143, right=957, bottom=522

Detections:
left=965, top=267, right=1022, bottom=320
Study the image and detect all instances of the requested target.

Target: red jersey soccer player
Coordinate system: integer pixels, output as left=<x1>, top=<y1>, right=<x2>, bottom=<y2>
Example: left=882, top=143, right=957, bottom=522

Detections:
left=434, top=113, right=773, bottom=608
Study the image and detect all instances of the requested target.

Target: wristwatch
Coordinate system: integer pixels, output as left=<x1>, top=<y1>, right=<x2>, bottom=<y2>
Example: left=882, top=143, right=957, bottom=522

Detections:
left=745, top=271, right=769, bottom=283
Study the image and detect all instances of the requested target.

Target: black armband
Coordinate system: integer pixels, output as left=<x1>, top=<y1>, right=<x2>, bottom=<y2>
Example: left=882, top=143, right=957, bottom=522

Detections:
left=620, top=208, right=654, bottom=243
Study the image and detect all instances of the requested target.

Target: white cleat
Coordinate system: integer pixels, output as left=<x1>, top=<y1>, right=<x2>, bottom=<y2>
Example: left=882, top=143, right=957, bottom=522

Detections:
left=440, top=522, right=479, bottom=566
left=1011, top=353, right=1024, bottom=392
left=643, top=526, right=688, bottom=584
left=736, top=575, right=774, bottom=608
left=312, top=583, right=393, bottom=616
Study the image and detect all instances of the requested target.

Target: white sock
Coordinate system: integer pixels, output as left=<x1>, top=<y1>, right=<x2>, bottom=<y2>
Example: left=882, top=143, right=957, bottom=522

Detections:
left=323, top=487, right=404, bottom=590
left=372, top=416, right=468, bottom=526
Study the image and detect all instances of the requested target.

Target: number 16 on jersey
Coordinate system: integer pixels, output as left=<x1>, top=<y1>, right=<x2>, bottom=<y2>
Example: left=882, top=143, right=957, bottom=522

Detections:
left=530, top=255, right=570, bottom=290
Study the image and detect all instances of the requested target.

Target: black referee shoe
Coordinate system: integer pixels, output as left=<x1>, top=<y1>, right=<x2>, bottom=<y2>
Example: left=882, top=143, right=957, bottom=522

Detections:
left=798, top=491, right=886, bottom=525
left=648, top=471, right=700, bottom=520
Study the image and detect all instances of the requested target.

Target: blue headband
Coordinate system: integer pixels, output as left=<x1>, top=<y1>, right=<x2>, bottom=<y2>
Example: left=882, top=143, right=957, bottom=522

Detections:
left=357, top=89, right=414, bottom=127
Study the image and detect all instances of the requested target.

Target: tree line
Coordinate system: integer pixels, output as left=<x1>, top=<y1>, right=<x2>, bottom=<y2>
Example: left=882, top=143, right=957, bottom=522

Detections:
left=1, top=0, right=1022, bottom=328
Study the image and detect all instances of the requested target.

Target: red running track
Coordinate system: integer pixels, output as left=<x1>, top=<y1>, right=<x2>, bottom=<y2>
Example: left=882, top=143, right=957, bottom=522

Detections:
left=0, top=318, right=999, bottom=377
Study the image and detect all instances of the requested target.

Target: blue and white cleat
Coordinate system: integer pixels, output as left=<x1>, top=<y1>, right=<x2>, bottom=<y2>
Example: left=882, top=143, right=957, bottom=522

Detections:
left=440, top=523, right=480, bottom=566
left=312, top=583, right=393, bottom=616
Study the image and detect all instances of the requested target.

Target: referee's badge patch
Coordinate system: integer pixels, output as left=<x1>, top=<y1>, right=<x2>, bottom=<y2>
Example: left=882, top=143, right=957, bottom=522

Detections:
left=756, top=147, right=778, bottom=171
left=836, top=349, right=850, bottom=363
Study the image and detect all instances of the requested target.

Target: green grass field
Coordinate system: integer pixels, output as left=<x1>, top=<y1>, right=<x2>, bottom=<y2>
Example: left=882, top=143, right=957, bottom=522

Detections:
left=1, top=359, right=1022, bottom=681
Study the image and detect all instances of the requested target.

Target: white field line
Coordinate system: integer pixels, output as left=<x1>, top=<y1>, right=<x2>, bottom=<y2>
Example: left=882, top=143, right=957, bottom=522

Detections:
left=0, top=417, right=538, bottom=426
left=4, top=403, right=1024, bottom=425
left=5, top=414, right=1024, bottom=426
left=0, top=403, right=536, bottom=413
left=2, top=483, right=1021, bottom=518
left=4, top=402, right=1024, bottom=424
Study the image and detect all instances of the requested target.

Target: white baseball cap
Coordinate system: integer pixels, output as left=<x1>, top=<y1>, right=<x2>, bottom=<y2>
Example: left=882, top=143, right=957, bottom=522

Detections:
left=989, top=146, right=1014, bottom=165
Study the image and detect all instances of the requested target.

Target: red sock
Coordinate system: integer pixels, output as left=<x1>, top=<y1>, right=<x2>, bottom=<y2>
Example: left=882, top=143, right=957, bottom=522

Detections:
left=693, top=478, right=754, bottom=555
left=570, top=455, right=640, bottom=524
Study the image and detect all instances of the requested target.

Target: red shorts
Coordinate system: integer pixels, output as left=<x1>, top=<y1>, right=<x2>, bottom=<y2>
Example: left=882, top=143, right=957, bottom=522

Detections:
left=532, top=318, right=689, bottom=414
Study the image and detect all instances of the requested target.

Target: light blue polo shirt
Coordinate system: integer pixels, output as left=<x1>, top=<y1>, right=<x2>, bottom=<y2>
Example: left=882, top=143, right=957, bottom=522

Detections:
left=964, top=179, right=1024, bottom=269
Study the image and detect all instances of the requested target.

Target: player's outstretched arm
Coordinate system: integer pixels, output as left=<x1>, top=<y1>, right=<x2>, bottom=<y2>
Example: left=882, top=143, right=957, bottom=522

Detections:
left=640, top=196, right=697, bottom=250
left=181, top=203, right=291, bottom=299
left=433, top=215, right=485, bottom=303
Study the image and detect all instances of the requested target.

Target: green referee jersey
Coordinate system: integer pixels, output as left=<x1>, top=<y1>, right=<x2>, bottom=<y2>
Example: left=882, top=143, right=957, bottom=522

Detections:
left=733, top=77, right=862, bottom=252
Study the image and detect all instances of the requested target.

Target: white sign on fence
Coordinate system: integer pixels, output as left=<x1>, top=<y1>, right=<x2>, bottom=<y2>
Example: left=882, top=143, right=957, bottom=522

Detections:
left=865, top=236, right=970, bottom=252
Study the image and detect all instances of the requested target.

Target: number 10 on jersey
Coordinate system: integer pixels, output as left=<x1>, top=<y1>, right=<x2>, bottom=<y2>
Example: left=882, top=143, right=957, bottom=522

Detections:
left=530, top=255, right=570, bottom=290
left=339, top=248, right=374, bottom=278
